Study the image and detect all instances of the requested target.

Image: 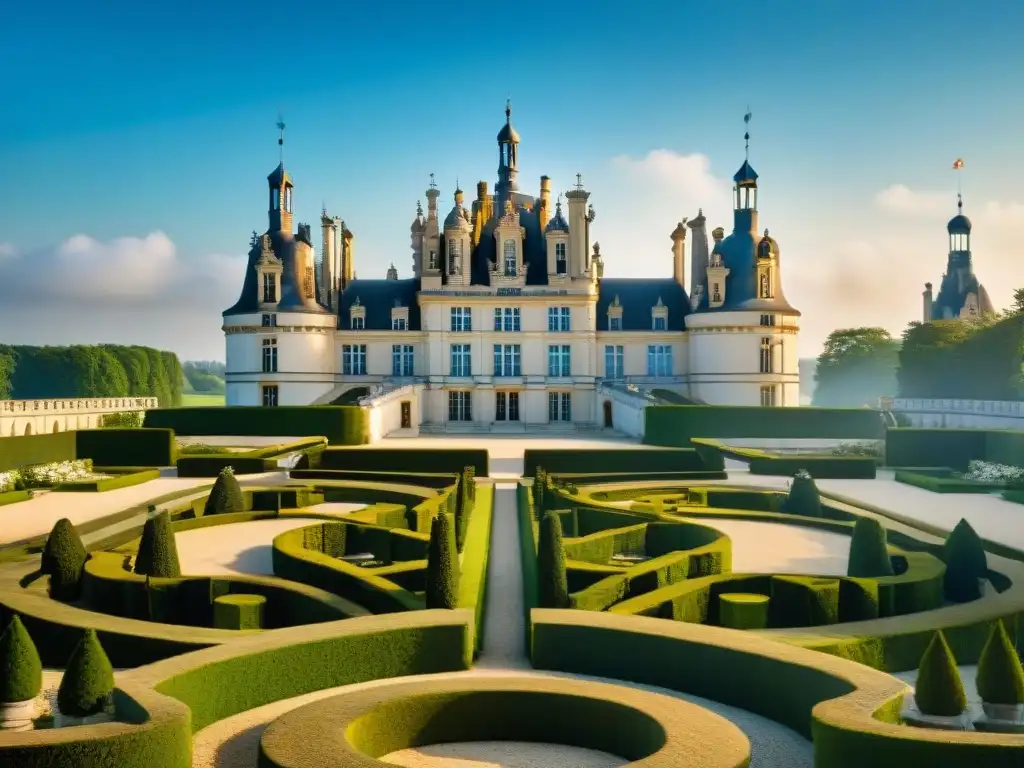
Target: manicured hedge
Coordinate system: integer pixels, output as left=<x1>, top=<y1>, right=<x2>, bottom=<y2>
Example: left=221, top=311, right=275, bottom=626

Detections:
left=143, top=405, right=368, bottom=445
left=0, top=431, right=77, bottom=471
left=57, top=468, right=161, bottom=492
left=894, top=469, right=1005, bottom=494
left=455, top=484, right=493, bottom=654
left=76, top=429, right=176, bottom=467
left=0, top=489, right=30, bottom=506
left=518, top=484, right=539, bottom=654
left=523, top=448, right=714, bottom=476
left=176, top=437, right=328, bottom=477
left=644, top=405, right=885, bottom=445
left=319, top=447, right=490, bottom=476
left=885, top=428, right=1024, bottom=470
left=213, top=594, right=266, bottom=630
left=748, top=455, right=876, bottom=478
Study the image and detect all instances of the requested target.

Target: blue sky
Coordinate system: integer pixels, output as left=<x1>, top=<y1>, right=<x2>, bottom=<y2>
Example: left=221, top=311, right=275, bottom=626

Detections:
left=1, top=0, right=1021, bottom=362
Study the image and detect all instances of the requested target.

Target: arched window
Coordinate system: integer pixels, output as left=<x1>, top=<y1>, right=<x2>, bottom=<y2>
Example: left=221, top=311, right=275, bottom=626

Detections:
left=759, top=268, right=773, bottom=299
left=448, top=239, right=460, bottom=274
left=504, top=239, right=517, bottom=276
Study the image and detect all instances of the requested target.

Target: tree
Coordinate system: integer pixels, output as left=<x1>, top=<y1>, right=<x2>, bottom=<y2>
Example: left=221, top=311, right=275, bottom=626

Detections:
left=847, top=517, right=894, bottom=578
left=134, top=511, right=181, bottom=578
left=0, top=350, right=12, bottom=400
left=0, top=615, right=42, bottom=703
left=914, top=631, right=967, bottom=716
left=942, top=518, right=988, bottom=602
left=204, top=467, right=243, bottom=515
left=537, top=511, right=569, bottom=609
left=813, top=327, right=899, bottom=407
left=425, top=513, right=458, bottom=609
left=57, top=629, right=114, bottom=718
left=783, top=470, right=821, bottom=517
left=976, top=620, right=1024, bottom=705
left=1007, top=288, right=1024, bottom=316
left=42, top=518, right=89, bottom=601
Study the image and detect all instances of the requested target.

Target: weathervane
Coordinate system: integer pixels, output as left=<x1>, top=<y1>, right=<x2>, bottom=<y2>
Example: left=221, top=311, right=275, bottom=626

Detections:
left=952, top=158, right=965, bottom=210
left=575, top=173, right=584, bottom=191
left=743, top=107, right=752, bottom=161
left=429, top=172, right=437, bottom=190
left=276, top=112, right=286, bottom=162
left=505, top=95, right=512, bottom=121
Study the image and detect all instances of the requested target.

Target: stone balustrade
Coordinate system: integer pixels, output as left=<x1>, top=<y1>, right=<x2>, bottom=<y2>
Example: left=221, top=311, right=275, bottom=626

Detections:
left=886, top=398, right=1024, bottom=430
left=0, top=397, right=159, bottom=437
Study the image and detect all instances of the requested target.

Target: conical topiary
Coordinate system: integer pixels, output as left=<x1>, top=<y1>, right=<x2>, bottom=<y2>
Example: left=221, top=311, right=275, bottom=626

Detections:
left=133, top=510, right=181, bottom=577
left=847, top=517, right=894, bottom=578
left=425, top=513, right=459, bottom=609
left=783, top=470, right=821, bottom=517
left=454, top=471, right=473, bottom=553
left=914, top=630, right=967, bottom=716
left=976, top=620, right=1024, bottom=705
left=204, top=466, right=244, bottom=516
left=41, top=518, right=88, bottom=602
left=57, top=629, right=114, bottom=717
left=0, top=616, right=42, bottom=703
left=943, top=518, right=988, bottom=602
left=532, top=467, right=547, bottom=516
left=537, top=511, right=569, bottom=609
left=463, top=466, right=476, bottom=501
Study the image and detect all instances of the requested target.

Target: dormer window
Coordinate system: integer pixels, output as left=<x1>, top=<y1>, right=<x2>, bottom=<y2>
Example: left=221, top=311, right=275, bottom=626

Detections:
left=392, top=304, right=410, bottom=331
left=652, top=298, right=668, bottom=331
left=504, top=239, right=517, bottom=276
left=608, top=296, right=623, bottom=331
left=448, top=240, right=460, bottom=275
left=349, top=298, right=366, bottom=330
left=555, top=242, right=567, bottom=274
left=712, top=283, right=722, bottom=303
left=262, top=273, right=276, bottom=303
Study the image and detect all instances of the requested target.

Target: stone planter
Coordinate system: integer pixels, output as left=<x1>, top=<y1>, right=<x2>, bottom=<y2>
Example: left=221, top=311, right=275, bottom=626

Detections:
left=0, top=698, right=38, bottom=731
left=900, top=698, right=970, bottom=730
left=53, top=711, right=111, bottom=728
left=974, top=702, right=1024, bottom=734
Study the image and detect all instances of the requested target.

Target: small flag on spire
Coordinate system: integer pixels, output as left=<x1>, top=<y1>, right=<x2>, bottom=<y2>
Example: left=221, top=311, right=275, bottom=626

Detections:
left=952, top=158, right=964, bottom=169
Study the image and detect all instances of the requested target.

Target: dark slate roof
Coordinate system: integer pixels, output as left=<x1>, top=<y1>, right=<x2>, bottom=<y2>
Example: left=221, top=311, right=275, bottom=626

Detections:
left=465, top=194, right=549, bottom=285
left=933, top=265, right=993, bottom=319
left=596, top=278, right=690, bottom=331
left=224, top=230, right=332, bottom=317
left=947, top=213, right=972, bottom=234
left=337, top=278, right=421, bottom=330
left=733, top=160, right=758, bottom=184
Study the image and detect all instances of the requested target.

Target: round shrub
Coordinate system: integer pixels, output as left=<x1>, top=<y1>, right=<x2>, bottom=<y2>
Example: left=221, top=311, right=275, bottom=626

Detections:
left=0, top=615, right=42, bottom=703
left=718, top=593, right=769, bottom=630
left=537, top=511, right=569, bottom=609
left=204, top=466, right=244, bottom=516
left=914, top=630, right=967, bottom=717
left=134, top=510, right=181, bottom=578
left=942, top=518, right=988, bottom=602
left=57, top=629, right=114, bottom=717
left=846, top=517, right=894, bottom=578
left=41, top=517, right=88, bottom=602
left=425, top=512, right=459, bottom=609
left=213, top=594, right=266, bottom=630
left=783, top=470, right=821, bottom=517
left=976, top=620, right=1024, bottom=705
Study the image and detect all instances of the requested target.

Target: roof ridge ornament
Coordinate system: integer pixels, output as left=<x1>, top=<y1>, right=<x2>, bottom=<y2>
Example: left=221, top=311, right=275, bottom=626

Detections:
left=743, top=108, right=752, bottom=161
left=276, top=112, right=286, bottom=163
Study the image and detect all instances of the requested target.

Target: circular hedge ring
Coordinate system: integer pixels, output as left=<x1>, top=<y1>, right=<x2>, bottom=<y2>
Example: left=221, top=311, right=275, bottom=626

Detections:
left=258, top=675, right=751, bottom=768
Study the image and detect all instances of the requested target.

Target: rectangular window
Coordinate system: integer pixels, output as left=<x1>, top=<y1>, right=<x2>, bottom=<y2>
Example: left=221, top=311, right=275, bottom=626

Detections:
left=261, top=338, right=278, bottom=373
left=760, top=384, right=777, bottom=407
left=555, top=242, right=567, bottom=274
left=392, top=344, right=414, bottom=376
left=760, top=314, right=776, bottom=327
left=493, top=307, right=521, bottom=332
left=428, top=250, right=438, bottom=270
left=261, top=385, right=279, bottom=407
left=262, top=273, right=276, bottom=303
left=261, top=313, right=277, bottom=327
left=450, top=307, right=472, bottom=332
left=609, top=316, right=622, bottom=331
left=450, top=344, right=472, bottom=377
left=342, top=344, right=367, bottom=375
left=653, top=316, right=667, bottom=331
left=547, top=306, right=571, bottom=332
left=760, top=337, right=773, bottom=374
left=351, top=315, right=365, bottom=330
left=604, top=345, right=624, bottom=379
left=448, top=391, right=472, bottom=421
left=646, top=345, right=672, bottom=377
left=493, top=344, right=522, bottom=377
left=547, top=344, right=571, bottom=377
left=548, top=391, right=572, bottom=422
left=392, top=317, right=408, bottom=331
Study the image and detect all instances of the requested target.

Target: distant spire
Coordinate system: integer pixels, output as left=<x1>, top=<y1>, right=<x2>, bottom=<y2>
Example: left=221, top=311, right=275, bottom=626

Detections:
left=276, top=112, right=286, bottom=163
left=574, top=173, right=584, bottom=191
left=743, top=108, right=752, bottom=161
left=416, top=200, right=423, bottom=217
left=429, top=172, right=437, bottom=190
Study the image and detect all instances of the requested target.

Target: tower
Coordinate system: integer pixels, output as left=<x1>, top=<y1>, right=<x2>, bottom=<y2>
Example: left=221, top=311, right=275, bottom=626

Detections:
left=670, top=219, right=687, bottom=288
left=687, top=209, right=709, bottom=302
left=495, top=100, right=520, bottom=203
left=443, top=185, right=472, bottom=287
left=565, top=174, right=592, bottom=278
left=732, top=110, right=758, bottom=235
left=268, top=117, right=294, bottom=233
left=321, top=208, right=336, bottom=308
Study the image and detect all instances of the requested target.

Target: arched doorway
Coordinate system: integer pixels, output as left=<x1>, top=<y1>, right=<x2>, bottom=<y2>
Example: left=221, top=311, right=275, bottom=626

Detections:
left=603, top=400, right=613, bottom=429
left=52, top=421, right=61, bottom=433
left=24, top=423, right=33, bottom=436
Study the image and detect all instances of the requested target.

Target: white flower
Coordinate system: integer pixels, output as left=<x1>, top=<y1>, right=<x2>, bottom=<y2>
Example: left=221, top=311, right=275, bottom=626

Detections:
left=20, top=459, right=100, bottom=488
left=962, top=460, right=1024, bottom=484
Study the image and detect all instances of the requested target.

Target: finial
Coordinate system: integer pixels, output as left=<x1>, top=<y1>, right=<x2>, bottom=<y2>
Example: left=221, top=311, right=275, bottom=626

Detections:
left=698, top=207, right=703, bottom=216
left=764, top=228, right=769, bottom=237
left=455, top=176, right=460, bottom=193
left=743, top=107, right=752, bottom=161
left=575, top=173, right=584, bottom=191
left=416, top=200, right=423, bottom=216
left=429, top=172, right=437, bottom=190
left=505, top=96, right=511, bottom=121
left=276, top=112, right=286, bottom=162
left=556, top=193, right=562, bottom=207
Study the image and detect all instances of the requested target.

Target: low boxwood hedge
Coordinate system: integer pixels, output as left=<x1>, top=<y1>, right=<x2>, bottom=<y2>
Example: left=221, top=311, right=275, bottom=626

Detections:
left=318, top=447, right=489, bottom=476
left=0, top=489, right=31, bottom=507
left=523, top=448, right=715, bottom=476
left=895, top=469, right=1004, bottom=494
left=144, top=406, right=367, bottom=445
left=55, top=468, right=162, bottom=493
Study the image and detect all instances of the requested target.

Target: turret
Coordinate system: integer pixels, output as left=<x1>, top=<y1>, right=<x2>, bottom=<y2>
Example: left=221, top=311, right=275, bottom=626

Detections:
left=706, top=228, right=729, bottom=308
left=670, top=219, right=687, bottom=289
left=386, top=263, right=398, bottom=280
left=267, top=163, right=294, bottom=234
left=495, top=100, right=520, bottom=204
left=923, top=282, right=934, bottom=322
left=321, top=209, right=337, bottom=308
left=443, top=186, right=472, bottom=286
left=410, top=201, right=425, bottom=276
left=732, top=112, right=759, bottom=235
left=688, top=209, right=709, bottom=298
left=342, top=226, right=355, bottom=287
left=544, top=196, right=570, bottom=279
left=423, top=176, right=441, bottom=274
left=565, top=175, right=593, bottom=279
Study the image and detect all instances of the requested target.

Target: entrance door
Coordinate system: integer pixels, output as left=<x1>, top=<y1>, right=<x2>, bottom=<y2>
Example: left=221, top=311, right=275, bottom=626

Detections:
left=400, top=401, right=411, bottom=429
left=495, top=392, right=507, bottom=421
left=508, top=392, right=520, bottom=421
left=603, top=400, right=613, bottom=428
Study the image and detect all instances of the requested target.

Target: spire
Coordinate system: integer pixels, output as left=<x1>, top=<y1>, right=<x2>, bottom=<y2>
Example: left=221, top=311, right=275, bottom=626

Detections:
left=744, top=107, right=752, bottom=161
left=276, top=112, right=286, bottom=163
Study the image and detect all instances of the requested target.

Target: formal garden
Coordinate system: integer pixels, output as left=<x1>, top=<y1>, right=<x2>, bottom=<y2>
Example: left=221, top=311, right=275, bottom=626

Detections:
left=0, top=404, right=1023, bottom=766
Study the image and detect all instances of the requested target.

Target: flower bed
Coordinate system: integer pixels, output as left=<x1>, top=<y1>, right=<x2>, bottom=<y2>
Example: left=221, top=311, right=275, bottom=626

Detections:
left=895, top=461, right=1021, bottom=494
left=0, top=460, right=106, bottom=491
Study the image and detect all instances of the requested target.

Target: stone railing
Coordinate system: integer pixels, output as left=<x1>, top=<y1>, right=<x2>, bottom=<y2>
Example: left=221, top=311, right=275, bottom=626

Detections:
left=596, top=382, right=650, bottom=438
left=886, top=398, right=1024, bottom=430
left=0, top=397, right=158, bottom=414
left=360, top=384, right=422, bottom=442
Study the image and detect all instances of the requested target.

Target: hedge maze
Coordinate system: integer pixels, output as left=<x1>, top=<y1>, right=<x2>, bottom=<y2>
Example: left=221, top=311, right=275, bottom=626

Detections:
left=1, top=415, right=1023, bottom=766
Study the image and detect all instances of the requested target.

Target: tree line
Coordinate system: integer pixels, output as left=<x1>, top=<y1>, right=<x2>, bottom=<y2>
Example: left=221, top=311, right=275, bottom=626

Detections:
left=0, top=345, right=183, bottom=406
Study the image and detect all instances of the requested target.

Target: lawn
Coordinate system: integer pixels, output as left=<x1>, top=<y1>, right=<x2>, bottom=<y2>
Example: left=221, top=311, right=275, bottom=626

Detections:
left=180, top=393, right=225, bottom=407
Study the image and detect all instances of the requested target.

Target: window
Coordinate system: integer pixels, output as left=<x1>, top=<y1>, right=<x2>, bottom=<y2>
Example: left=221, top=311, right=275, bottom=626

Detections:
left=262, top=273, right=276, bottom=303
left=548, top=344, right=571, bottom=377
left=760, top=337, right=773, bottom=374
left=547, top=306, right=571, bottom=332
left=448, top=391, right=472, bottom=421
left=392, top=317, right=408, bottom=331
left=303, top=266, right=314, bottom=298
left=392, top=344, right=414, bottom=376
left=760, top=314, right=776, bottom=327
left=647, top=345, right=672, bottom=377
left=261, top=313, right=277, bottom=327
left=653, top=316, right=667, bottom=331
left=284, top=186, right=292, bottom=213
left=351, top=315, right=365, bottom=330
left=504, top=239, right=517, bottom=276
left=272, top=188, right=280, bottom=210
left=495, top=391, right=520, bottom=421
left=450, top=344, right=472, bottom=377
left=342, top=344, right=366, bottom=375
left=759, top=268, right=773, bottom=299
left=262, top=385, right=279, bottom=407
left=493, top=344, right=522, bottom=377
left=493, top=307, right=521, bottom=332
left=555, top=242, right=567, bottom=274
left=448, top=239, right=460, bottom=274
left=609, top=316, right=622, bottom=331
left=712, top=282, right=721, bottom=303
left=450, top=307, right=472, bottom=332
left=428, top=250, right=438, bottom=270
left=760, top=384, right=777, bottom=407
left=548, top=392, right=572, bottom=422
left=604, top=345, right=624, bottom=379
left=261, top=338, right=278, bottom=373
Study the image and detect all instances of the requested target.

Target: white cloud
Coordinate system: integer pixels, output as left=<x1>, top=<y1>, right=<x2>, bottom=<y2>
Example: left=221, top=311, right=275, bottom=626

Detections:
left=611, top=150, right=730, bottom=202
left=0, top=243, right=17, bottom=259
left=874, top=184, right=948, bottom=217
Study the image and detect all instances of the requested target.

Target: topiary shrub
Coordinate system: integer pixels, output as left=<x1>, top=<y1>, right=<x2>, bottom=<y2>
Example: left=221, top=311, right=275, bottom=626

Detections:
left=41, top=517, right=88, bottom=602
left=914, top=630, right=967, bottom=716
left=204, top=466, right=244, bottom=515
left=976, top=619, right=1024, bottom=705
left=531, top=467, right=547, bottom=516
left=463, top=465, right=476, bottom=501
left=133, top=510, right=181, bottom=577
left=213, top=594, right=266, bottom=630
left=942, top=517, right=988, bottom=602
left=846, top=517, right=894, bottom=577
left=425, top=512, right=459, bottom=609
left=57, top=629, right=114, bottom=717
left=0, top=615, right=42, bottom=703
left=454, top=471, right=473, bottom=553
left=537, top=511, right=569, bottom=609
left=783, top=470, right=821, bottom=517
